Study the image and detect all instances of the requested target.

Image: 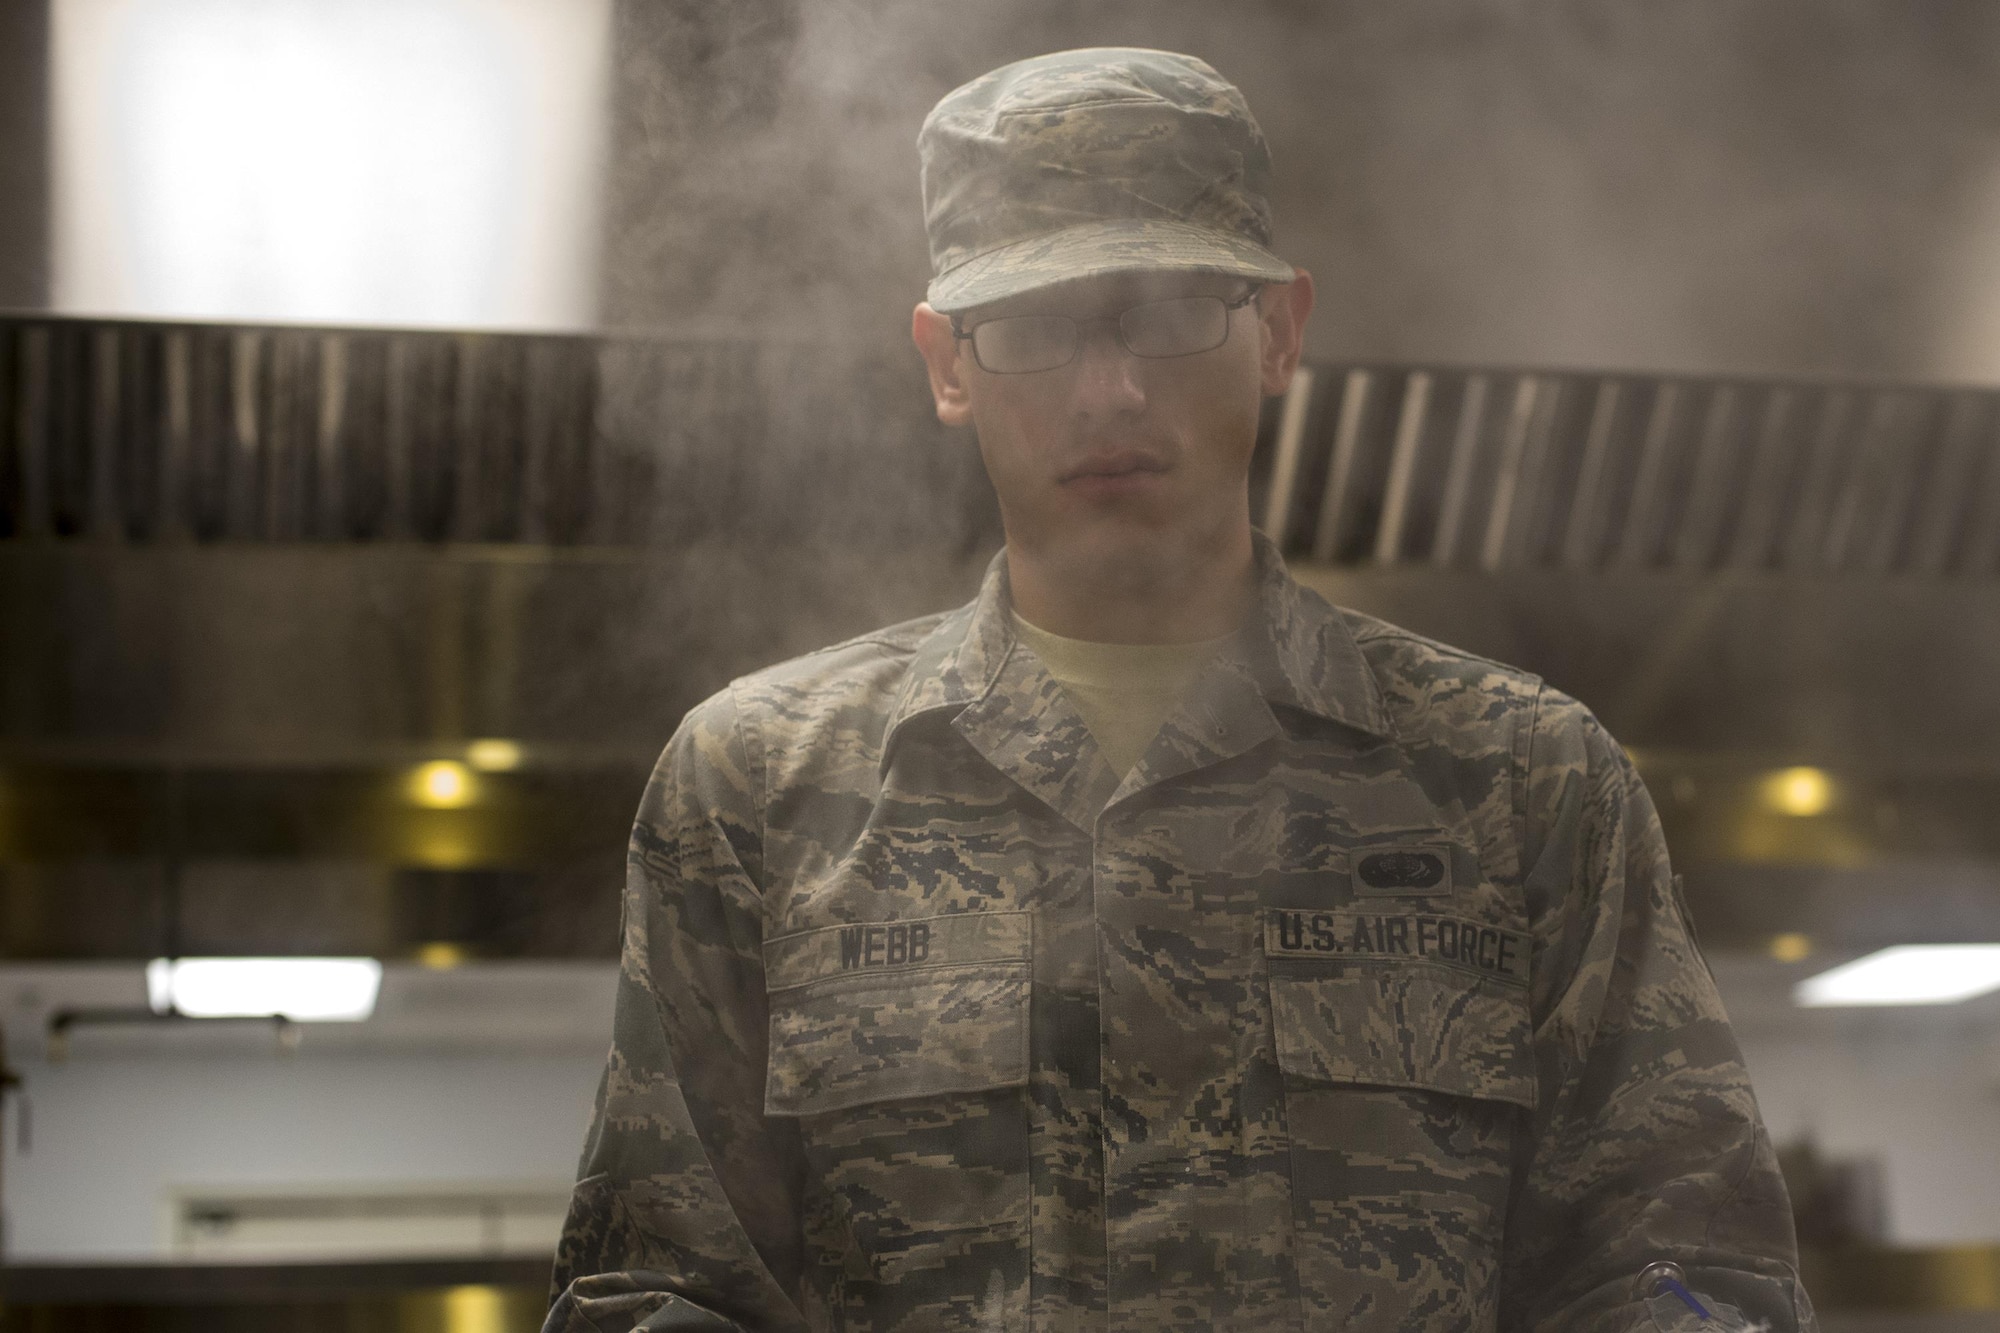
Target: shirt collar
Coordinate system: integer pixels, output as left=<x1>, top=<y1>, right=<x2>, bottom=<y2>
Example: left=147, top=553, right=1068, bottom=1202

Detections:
left=881, top=530, right=1396, bottom=778
left=1239, top=529, right=1397, bottom=740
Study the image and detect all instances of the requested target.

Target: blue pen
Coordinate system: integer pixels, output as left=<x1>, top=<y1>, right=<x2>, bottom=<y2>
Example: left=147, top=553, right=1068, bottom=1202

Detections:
left=1636, top=1260, right=1714, bottom=1322
left=1660, top=1275, right=1712, bottom=1320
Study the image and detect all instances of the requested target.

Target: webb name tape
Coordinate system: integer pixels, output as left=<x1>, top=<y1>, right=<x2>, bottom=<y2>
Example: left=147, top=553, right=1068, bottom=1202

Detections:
left=764, top=910, right=1031, bottom=991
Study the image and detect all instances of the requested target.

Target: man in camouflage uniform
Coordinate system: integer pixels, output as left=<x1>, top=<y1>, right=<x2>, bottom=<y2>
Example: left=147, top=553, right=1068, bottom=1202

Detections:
left=547, top=49, right=1815, bottom=1333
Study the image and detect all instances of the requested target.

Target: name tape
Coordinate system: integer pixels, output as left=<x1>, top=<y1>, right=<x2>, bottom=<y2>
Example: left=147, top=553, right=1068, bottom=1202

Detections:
left=763, top=910, right=1031, bottom=992
left=836, top=921, right=929, bottom=969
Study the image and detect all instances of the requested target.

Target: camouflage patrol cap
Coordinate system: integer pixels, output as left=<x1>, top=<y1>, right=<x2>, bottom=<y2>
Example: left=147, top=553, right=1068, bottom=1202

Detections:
left=919, top=48, right=1297, bottom=314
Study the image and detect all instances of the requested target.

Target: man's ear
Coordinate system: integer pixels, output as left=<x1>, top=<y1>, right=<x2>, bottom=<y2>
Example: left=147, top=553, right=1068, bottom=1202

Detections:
left=1257, top=269, right=1315, bottom=398
left=912, top=303, right=975, bottom=427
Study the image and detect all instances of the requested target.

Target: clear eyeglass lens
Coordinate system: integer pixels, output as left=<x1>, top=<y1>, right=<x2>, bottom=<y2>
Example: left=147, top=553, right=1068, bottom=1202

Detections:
left=971, top=315, right=1077, bottom=374
left=968, top=294, right=1236, bottom=373
left=1119, top=296, right=1230, bottom=358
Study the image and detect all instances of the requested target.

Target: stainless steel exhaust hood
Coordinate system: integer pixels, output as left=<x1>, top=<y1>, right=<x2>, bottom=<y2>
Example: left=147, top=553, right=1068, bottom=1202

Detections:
left=5, top=312, right=2000, bottom=960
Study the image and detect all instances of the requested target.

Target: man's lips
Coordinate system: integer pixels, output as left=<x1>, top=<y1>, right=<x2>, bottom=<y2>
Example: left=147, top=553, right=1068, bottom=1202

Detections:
left=1058, top=450, right=1169, bottom=484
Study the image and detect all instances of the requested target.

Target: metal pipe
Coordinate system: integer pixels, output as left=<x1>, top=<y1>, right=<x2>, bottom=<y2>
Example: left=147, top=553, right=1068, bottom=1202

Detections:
left=1724, top=387, right=1797, bottom=571
left=1617, top=382, right=1681, bottom=567
left=1953, top=402, right=2000, bottom=576
left=1782, top=389, right=1855, bottom=572
left=1903, top=394, right=1989, bottom=577
left=1260, top=365, right=1315, bottom=549
left=1480, top=375, right=1541, bottom=571
left=1861, top=394, right=1928, bottom=576
left=1431, top=374, right=1489, bottom=568
left=1821, top=392, right=1901, bottom=573
left=1372, top=371, right=1432, bottom=565
left=46, top=1008, right=298, bottom=1064
left=1560, top=380, right=1621, bottom=569
left=1671, top=384, right=1739, bottom=571
left=1310, top=369, right=1371, bottom=564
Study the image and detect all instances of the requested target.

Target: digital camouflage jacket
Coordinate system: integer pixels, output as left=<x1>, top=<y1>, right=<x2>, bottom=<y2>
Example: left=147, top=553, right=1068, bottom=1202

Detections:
left=546, top=539, right=1815, bottom=1333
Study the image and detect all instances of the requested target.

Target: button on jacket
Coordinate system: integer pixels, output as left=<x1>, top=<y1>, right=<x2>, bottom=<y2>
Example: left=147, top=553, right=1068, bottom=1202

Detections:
left=546, top=538, right=1814, bottom=1333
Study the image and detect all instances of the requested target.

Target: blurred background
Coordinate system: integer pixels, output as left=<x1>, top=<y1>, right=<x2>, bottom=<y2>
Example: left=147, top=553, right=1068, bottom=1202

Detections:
left=5, top=1, right=2000, bottom=1329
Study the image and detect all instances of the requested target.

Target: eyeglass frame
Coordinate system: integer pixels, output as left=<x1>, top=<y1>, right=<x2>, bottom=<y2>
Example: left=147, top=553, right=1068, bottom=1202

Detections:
left=949, top=284, right=1264, bottom=375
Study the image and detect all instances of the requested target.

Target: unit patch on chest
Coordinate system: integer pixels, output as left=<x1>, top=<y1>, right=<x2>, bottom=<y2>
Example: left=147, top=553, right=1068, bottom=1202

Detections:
left=1264, top=908, right=1529, bottom=987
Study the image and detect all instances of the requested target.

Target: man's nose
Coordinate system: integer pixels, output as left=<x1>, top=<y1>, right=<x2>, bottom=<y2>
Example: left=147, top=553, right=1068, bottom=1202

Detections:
left=1071, top=320, right=1147, bottom=415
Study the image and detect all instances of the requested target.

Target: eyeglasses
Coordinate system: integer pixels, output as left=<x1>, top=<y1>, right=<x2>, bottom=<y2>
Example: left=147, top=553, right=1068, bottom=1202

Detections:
left=952, top=288, right=1261, bottom=375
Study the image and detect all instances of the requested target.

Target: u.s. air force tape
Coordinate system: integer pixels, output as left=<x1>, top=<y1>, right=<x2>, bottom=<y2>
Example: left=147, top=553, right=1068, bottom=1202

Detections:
left=1264, top=909, right=1530, bottom=987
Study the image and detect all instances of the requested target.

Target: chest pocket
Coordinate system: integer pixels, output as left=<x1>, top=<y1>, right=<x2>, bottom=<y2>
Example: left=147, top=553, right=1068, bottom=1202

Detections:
left=1265, top=907, right=1535, bottom=1106
left=1266, top=908, right=1533, bottom=1333
left=761, top=910, right=1034, bottom=1315
left=762, top=909, right=1031, bottom=1116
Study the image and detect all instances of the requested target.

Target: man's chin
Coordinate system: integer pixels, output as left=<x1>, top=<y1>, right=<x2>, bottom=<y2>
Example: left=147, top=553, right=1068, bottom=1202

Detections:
left=1041, top=521, right=1191, bottom=583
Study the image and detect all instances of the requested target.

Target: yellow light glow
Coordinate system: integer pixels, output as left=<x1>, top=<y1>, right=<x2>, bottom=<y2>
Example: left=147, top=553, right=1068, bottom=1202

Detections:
left=411, top=761, right=474, bottom=809
left=1769, top=933, right=1814, bottom=964
left=465, top=738, right=523, bottom=772
left=442, top=1285, right=508, bottom=1333
left=408, top=827, right=480, bottom=869
left=416, top=941, right=467, bottom=970
left=1762, top=767, right=1833, bottom=817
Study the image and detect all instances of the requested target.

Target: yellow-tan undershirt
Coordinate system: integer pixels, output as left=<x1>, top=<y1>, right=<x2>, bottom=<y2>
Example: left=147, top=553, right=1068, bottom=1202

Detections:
left=1010, top=613, right=1233, bottom=775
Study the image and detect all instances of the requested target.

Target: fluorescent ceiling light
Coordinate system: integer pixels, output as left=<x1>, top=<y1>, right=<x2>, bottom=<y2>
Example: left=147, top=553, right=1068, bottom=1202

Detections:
left=52, top=0, right=612, bottom=327
left=146, top=957, right=382, bottom=1022
left=1795, top=945, right=2000, bottom=1007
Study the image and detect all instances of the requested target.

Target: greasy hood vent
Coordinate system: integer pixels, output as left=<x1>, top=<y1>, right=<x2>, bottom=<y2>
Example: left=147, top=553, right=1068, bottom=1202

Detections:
left=0, top=315, right=742, bottom=546
left=8, top=313, right=1998, bottom=579
left=1261, top=365, right=2000, bottom=577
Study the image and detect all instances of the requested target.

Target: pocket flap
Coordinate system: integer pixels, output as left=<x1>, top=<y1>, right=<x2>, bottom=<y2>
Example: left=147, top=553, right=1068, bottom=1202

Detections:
left=1265, top=908, right=1535, bottom=1109
left=764, top=911, right=1030, bottom=1117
